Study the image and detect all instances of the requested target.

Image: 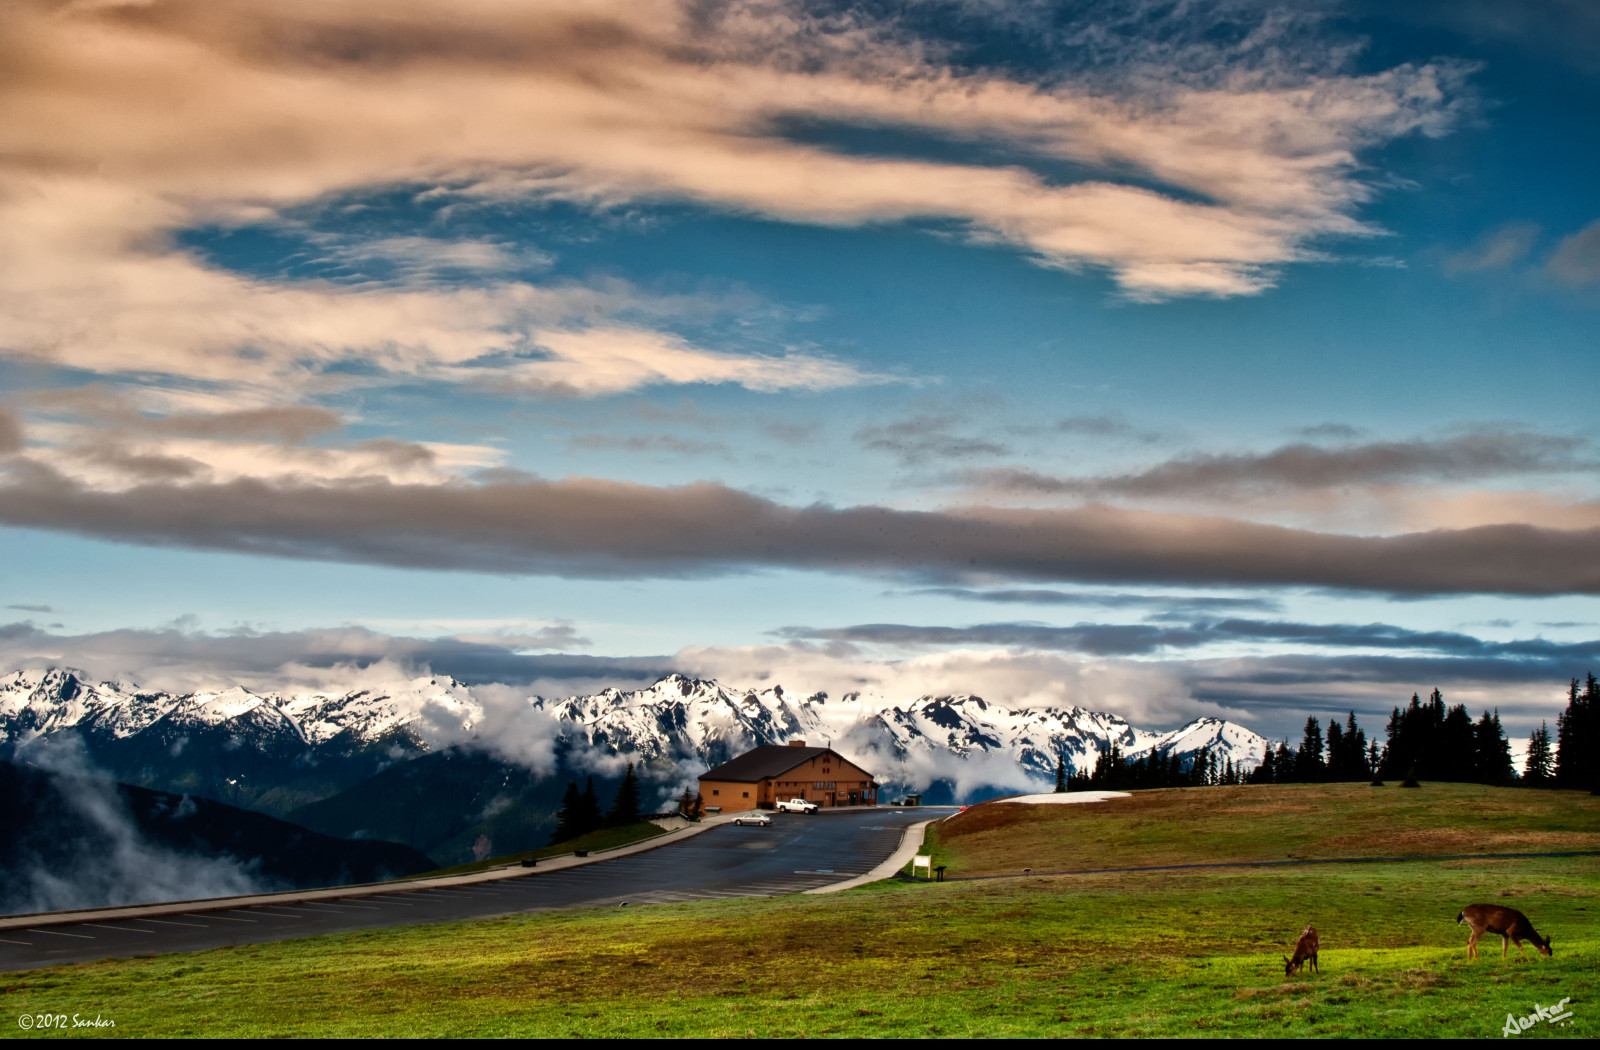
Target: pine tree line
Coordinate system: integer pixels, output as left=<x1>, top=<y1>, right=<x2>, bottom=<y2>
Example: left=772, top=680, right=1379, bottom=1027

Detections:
left=1065, top=743, right=1247, bottom=791
left=1252, top=697, right=1515, bottom=786
left=1064, top=689, right=1535, bottom=791
left=547, top=763, right=645, bottom=845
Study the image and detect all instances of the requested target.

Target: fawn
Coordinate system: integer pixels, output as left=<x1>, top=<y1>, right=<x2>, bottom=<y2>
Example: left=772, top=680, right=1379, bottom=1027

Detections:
left=1284, top=924, right=1319, bottom=977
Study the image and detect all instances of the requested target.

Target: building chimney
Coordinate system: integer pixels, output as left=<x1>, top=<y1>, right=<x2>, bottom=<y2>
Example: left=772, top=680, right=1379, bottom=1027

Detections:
left=788, top=740, right=807, bottom=747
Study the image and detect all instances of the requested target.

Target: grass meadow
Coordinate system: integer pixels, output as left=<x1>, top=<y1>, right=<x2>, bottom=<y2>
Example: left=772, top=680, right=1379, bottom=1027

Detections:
left=3, top=784, right=1595, bottom=1038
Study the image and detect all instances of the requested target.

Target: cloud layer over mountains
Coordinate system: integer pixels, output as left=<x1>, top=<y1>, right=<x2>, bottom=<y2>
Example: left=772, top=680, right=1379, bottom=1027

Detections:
left=4, top=467, right=1600, bottom=596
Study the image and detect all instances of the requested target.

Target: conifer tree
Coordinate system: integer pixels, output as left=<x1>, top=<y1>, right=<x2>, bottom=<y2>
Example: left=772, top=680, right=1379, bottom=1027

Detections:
left=1555, top=673, right=1598, bottom=793
left=1472, top=709, right=1513, bottom=784
left=1054, top=753, right=1067, bottom=793
left=578, top=776, right=602, bottom=836
left=1524, top=721, right=1554, bottom=786
left=605, top=762, right=642, bottom=827
left=1440, top=703, right=1476, bottom=781
left=1296, top=718, right=1325, bottom=781
left=1325, top=720, right=1346, bottom=780
left=549, top=780, right=583, bottom=845
left=1254, top=746, right=1277, bottom=784
left=1274, top=740, right=1295, bottom=782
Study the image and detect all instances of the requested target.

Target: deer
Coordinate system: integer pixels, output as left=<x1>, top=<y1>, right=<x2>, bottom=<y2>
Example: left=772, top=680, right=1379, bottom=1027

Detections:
left=1283, top=924, right=1319, bottom=978
left=1457, top=904, right=1552, bottom=961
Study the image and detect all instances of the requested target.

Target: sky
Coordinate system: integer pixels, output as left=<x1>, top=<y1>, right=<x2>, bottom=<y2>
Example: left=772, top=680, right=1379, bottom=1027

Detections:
left=2, top=0, right=1598, bottom=746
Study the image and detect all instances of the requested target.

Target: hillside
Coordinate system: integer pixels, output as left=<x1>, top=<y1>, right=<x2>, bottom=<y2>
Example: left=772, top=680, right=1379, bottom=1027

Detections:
left=0, top=761, right=435, bottom=914
left=926, top=783, right=1600, bottom=876
left=286, top=747, right=617, bottom=865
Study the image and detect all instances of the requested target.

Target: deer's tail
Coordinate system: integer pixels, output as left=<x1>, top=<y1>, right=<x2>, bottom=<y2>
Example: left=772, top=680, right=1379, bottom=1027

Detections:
left=1455, top=910, right=1465, bottom=924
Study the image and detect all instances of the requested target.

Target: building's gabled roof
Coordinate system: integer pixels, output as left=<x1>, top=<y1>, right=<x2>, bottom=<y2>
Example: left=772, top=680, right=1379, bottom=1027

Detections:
left=699, top=745, right=871, bottom=783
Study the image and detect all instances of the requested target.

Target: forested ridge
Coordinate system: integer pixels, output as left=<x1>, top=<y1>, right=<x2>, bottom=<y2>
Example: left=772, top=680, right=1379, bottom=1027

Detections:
left=1070, top=673, right=1599, bottom=794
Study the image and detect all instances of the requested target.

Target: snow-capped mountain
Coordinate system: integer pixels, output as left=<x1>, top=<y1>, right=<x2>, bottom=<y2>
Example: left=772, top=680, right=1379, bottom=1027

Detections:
left=2, top=667, right=1269, bottom=803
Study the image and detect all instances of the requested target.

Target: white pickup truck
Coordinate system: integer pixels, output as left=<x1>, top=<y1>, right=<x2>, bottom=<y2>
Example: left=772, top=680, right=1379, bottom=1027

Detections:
left=774, top=798, right=818, bottom=813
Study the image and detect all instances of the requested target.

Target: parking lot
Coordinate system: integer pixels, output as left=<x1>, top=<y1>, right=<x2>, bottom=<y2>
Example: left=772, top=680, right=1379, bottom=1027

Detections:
left=0, top=808, right=938, bottom=972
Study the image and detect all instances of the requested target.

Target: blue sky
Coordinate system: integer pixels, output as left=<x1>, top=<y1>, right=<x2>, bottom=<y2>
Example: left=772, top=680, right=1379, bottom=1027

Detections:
left=2, top=0, right=1598, bottom=744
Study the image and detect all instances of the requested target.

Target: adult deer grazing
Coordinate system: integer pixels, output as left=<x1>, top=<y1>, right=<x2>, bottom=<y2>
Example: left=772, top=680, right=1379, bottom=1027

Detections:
left=1284, top=925, right=1319, bottom=977
left=1457, top=904, right=1552, bottom=961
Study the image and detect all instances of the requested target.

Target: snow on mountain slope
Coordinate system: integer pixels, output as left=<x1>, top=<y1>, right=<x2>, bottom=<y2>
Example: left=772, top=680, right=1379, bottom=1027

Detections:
left=0, top=668, right=175, bottom=745
left=0, top=668, right=1270, bottom=795
left=279, top=676, right=485, bottom=744
left=1143, top=717, right=1270, bottom=769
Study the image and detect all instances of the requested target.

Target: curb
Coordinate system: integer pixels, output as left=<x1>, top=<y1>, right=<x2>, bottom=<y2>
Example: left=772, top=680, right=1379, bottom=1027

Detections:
left=805, top=817, right=937, bottom=895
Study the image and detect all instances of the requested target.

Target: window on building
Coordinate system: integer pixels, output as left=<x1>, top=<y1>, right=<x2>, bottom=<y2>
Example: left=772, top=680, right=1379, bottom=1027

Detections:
left=742, top=791, right=749, bottom=797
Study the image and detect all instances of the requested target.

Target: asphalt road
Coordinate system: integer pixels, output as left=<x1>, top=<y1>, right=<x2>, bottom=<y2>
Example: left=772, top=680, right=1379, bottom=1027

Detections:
left=0, top=809, right=935, bottom=972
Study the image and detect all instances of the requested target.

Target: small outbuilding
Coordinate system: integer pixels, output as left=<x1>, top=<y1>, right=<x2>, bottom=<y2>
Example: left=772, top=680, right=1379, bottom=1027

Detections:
left=698, top=740, right=877, bottom=813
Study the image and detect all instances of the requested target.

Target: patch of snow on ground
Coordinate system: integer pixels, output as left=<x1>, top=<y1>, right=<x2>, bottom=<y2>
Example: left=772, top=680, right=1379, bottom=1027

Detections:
left=990, top=791, right=1131, bottom=805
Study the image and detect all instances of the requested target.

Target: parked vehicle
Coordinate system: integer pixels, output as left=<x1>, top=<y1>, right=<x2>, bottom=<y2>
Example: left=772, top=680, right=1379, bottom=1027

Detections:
left=775, top=798, right=819, bottom=813
left=731, top=813, right=772, bottom=826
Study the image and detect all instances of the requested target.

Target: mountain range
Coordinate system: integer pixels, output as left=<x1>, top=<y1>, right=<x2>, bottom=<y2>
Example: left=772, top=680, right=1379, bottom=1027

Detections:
left=2, top=667, right=1272, bottom=864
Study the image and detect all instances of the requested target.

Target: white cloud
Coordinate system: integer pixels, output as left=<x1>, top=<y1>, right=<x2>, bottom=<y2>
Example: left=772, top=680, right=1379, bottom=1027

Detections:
left=0, top=0, right=1469, bottom=409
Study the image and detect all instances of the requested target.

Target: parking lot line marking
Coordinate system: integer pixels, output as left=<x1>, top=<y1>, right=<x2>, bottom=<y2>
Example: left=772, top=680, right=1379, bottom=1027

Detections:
left=139, top=918, right=209, bottom=928
left=0, top=937, right=34, bottom=946
left=26, top=928, right=95, bottom=939
left=200, top=914, right=259, bottom=923
left=81, top=924, right=156, bottom=934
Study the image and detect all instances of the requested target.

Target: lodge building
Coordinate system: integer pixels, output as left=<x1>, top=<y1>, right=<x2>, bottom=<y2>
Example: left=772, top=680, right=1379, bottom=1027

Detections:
left=698, top=740, right=877, bottom=813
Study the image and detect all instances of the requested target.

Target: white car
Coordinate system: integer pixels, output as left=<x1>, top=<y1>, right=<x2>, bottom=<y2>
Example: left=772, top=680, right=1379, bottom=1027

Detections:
left=731, top=813, right=772, bottom=826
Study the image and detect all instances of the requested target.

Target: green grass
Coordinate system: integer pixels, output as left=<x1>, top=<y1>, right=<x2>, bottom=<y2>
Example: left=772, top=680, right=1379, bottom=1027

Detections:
left=4, top=785, right=1596, bottom=1038
left=409, top=822, right=667, bottom=879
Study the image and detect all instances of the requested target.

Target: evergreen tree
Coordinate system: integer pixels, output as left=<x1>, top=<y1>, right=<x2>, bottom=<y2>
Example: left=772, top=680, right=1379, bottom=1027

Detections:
left=1320, top=711, right=1372, bottom=781
left=1054, top=753, right=1067, bottom=793
left=1346, top=711, right=1370, bottom=780
left=1296, top=717, right=1325, bottom=781
left=549, top=780, right=583, bottom=845
left=1472, top=709, right=1513, bottom=784
left=605, top=762, right=642, bottom=827
left=1378, top=688, right=1505, bottom=784
left=1274, top=740, right=1295, bottom=783
left=1440, top=703, right=1476, bottom=781
left=1555, top=673, right=1598, bottom=793
left=578, top=776, right=603, bottom=835
left=1253, top=746, right=1277, bottom=784
left=1524, top=721, right=1554, bottom=786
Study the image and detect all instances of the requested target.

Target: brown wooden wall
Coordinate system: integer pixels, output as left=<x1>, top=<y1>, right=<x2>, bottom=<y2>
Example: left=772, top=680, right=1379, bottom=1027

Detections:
left=699, top=751, right=878, bottom=812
